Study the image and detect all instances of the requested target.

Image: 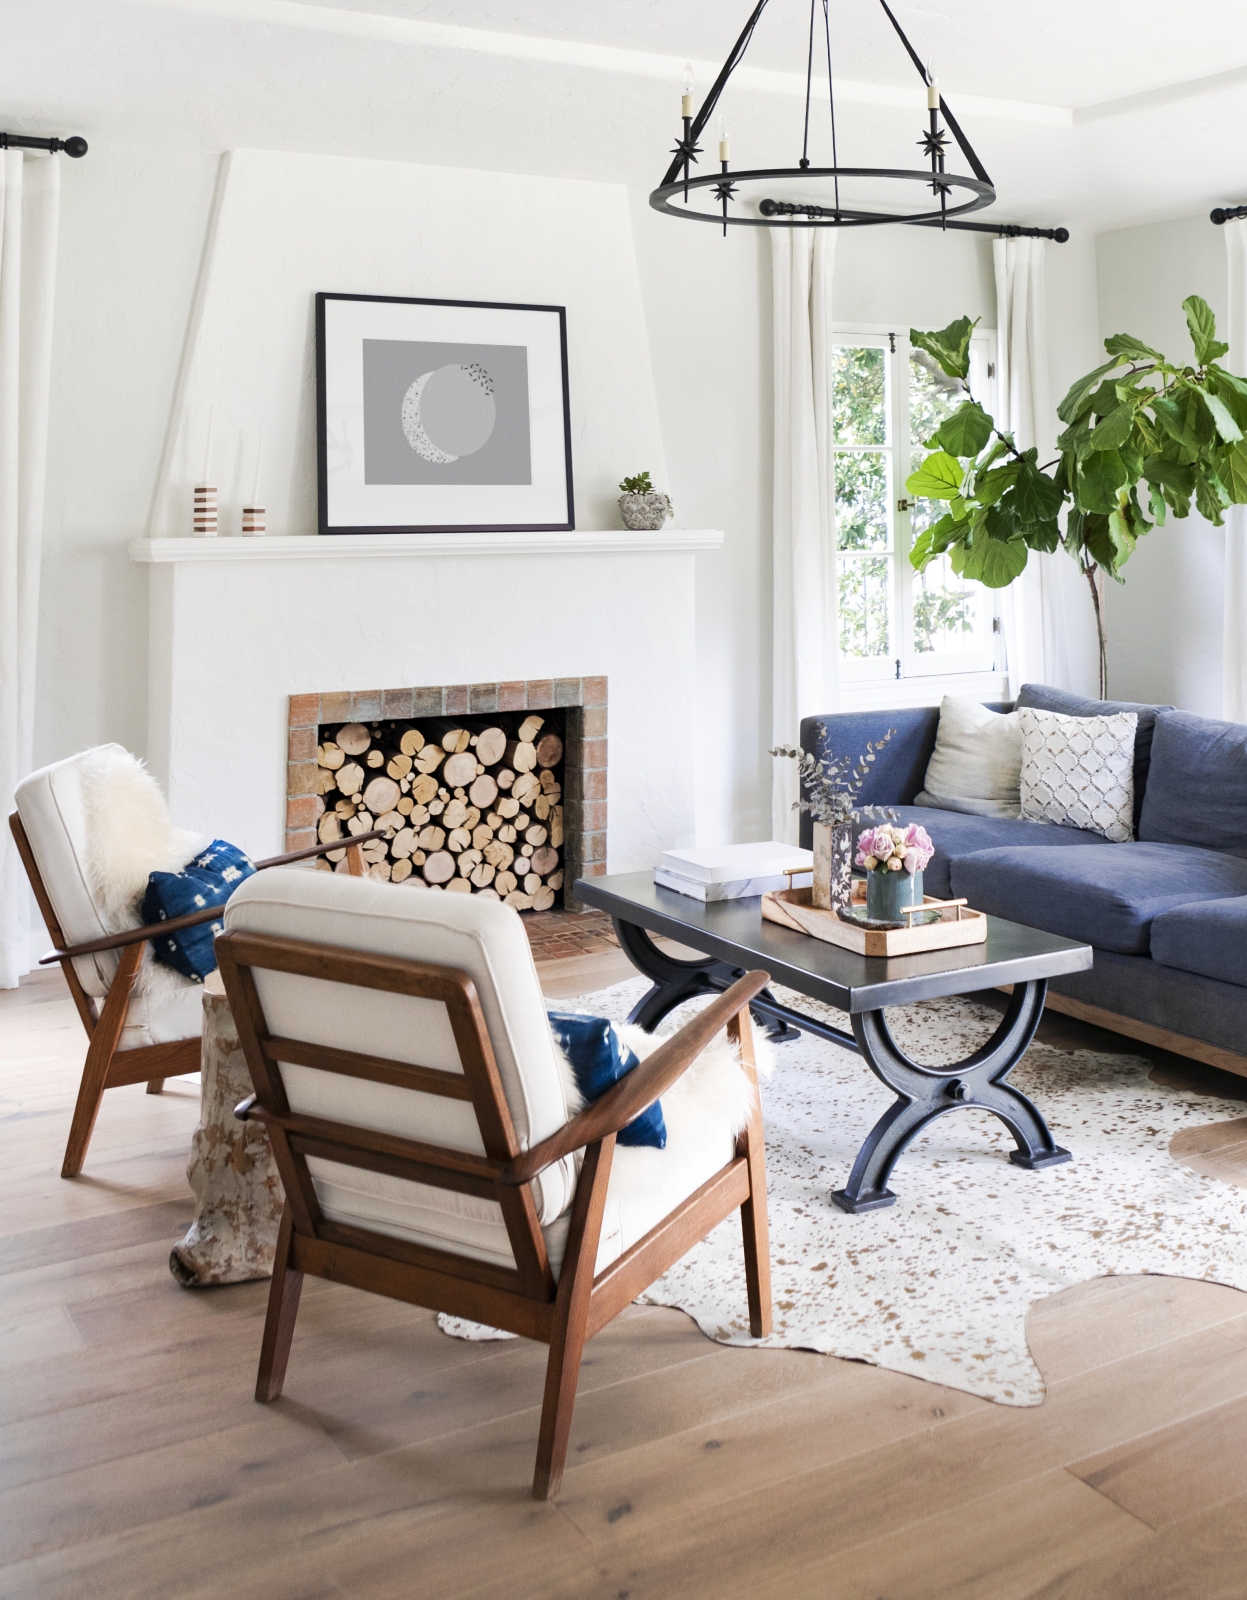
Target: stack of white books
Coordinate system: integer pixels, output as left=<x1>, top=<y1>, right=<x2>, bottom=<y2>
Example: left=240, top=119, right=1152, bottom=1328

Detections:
left=654, top=841, right=815, bottom=902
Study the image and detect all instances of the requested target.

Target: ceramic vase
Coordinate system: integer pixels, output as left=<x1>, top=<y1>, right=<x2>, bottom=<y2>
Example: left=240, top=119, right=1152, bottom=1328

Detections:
left=812, top=821, right=853, bottom=911
left=865, top=866, right=924, bottom=923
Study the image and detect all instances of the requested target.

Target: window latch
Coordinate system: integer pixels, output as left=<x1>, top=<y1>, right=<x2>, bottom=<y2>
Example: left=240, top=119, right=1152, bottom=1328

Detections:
left=896, top=497, right=911, bottom=512
left=895, top=658, right=902, bottom=680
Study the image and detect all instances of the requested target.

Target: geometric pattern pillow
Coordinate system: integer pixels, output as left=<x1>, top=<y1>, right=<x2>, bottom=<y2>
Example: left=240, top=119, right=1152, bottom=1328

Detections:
left=142, top=839, right=256, bottom=981
left=1018, top=705, right=1137, bottom=843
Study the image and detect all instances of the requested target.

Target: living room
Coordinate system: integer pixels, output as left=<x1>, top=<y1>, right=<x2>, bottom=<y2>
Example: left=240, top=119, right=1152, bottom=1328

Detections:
left=3, top=1, right=1247, bottom=1594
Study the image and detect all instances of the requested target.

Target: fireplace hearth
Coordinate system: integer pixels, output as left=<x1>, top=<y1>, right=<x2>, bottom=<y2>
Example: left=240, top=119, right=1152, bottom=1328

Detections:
left=287, top=678, right=605, bottom=910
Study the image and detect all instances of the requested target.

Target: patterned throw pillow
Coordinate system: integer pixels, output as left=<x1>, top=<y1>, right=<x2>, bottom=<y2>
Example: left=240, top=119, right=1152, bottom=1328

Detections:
left=1018, top=706, right=1137, bottom=842
left=547, top=1010, right=667, bottom=1148
left=142, top=840, right=256, bottom=980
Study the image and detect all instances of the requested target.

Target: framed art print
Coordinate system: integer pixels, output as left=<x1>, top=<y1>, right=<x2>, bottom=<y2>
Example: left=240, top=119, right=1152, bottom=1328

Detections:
left=316, top=293, right=574, bottom=534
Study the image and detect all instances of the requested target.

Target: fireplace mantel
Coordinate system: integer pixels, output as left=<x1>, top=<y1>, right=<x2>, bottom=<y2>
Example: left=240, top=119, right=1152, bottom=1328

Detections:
left=129, top=530, right=723, bottom=563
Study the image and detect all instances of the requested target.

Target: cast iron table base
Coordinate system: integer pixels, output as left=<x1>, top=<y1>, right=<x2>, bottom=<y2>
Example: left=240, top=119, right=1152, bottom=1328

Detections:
left=613, top=917, right=1071, bottom=1214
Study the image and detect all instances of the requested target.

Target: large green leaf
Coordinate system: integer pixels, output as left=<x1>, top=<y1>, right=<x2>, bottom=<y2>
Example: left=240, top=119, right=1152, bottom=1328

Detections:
left=1194, top=465, right=1231, bottom=524
left=1057, top=418, right=1096, bottom=463
left=1084, top=510, right=1135, bottom=576
left=1012, top=459, right=1067, bottom=522
left=1224, top=440, right=1247, bottom=503
left=1198, top=387, right=1243, bottom=442
left=1184, top=295, right=1230, bottom=365
left=1024, top=520, right=1062, bottom=553
left=910, top=316, right=978, bottom=382
left=906, top=450, right=964, bottom=499
left=928, top=400, right=995, bottom=458
left=1151, top=393, right=1205, bottom=459
left=1057, top=357, right=1123, bottom=425
left=974, top=461, right=1019, bottom=508
left=1089, top=403, right=1136, bottom=452
left=1103, top=332, right=1164, bottom=362
left=960, top=533, right=1029, bottom=587
left=1076, top=448, right=1131, bottom=514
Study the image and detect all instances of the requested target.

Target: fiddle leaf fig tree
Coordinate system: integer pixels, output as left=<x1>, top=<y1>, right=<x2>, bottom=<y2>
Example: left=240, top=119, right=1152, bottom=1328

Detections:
left=905, top=298, right=1247, bottom=697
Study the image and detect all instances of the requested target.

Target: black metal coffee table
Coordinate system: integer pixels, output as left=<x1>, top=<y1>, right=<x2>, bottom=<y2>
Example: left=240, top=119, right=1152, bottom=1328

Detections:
left=574, top=872, right=1093, bottom=1213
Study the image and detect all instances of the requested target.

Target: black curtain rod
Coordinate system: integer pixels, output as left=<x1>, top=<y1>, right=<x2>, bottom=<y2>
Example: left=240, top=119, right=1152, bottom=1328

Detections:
left=912, top=218, right=1069, bottom=242
left=0, top=132, right=88, bottom=157
left=1212, top=205, right=1247, bottom=224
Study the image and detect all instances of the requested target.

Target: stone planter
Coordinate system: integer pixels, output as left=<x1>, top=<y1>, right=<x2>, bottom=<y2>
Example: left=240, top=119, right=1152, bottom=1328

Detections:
left=619, top=490, right=673, bottom=531
left=812, top=821, right=853, bottom=911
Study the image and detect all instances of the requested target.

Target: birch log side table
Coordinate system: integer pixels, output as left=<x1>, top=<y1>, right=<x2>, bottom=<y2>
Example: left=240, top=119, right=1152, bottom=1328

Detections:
left=169, top=971, right=284, bottom=1286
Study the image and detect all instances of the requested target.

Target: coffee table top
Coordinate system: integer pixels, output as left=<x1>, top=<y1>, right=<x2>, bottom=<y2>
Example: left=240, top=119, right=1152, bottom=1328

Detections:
left=574, top=871, right=1092, bottom=1014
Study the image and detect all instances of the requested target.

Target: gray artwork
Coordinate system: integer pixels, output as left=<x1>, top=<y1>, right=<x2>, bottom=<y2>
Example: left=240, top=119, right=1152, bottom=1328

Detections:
left=361, top=339, right=532, bottom=485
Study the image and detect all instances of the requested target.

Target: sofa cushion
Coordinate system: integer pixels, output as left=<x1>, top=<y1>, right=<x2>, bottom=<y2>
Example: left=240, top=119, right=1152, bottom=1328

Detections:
left=951, top=843, right=1247, bottom=954
left=1015, top=683, right=1171, bottom=828
left=885, top=806, right=1105, bottom=899
left=1138, top=710, right=1247, bottom=856
left=914, top=696, right=1022, bottom=818
left=1017, top=705, right=1136, bottom=842
left=1150, top=897, right=1247, bottom=990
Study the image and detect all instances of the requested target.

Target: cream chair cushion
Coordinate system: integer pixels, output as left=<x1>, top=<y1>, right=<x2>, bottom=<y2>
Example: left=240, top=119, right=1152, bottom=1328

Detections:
left=223, top=868, right=584, bottom=1232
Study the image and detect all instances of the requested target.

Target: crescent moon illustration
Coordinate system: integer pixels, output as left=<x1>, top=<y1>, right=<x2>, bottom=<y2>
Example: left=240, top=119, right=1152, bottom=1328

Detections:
left=401, top=371, right=457, bottom=464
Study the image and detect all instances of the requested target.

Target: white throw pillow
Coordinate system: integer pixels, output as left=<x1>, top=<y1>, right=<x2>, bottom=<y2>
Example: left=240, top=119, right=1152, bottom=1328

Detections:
left=914, top=696, right=1022, bottom=819
left=1017, top=705, right=1137, bottom=842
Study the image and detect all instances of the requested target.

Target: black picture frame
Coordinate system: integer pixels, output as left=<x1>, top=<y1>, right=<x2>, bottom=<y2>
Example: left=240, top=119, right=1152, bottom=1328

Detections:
left=315, top=292, right=575, bottom=536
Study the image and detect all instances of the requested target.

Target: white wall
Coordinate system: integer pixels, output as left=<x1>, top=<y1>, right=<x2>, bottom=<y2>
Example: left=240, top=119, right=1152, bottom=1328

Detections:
left=1095, top=215, right=1228, bottom=713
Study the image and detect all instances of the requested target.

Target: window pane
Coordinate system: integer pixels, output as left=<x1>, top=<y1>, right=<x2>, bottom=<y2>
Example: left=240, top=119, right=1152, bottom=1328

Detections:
left=910, top=348, right=967, bottom=447
left=834, top=451, right=889, bottom=552
left=839, top=555, right=891, bottom=658
left=833, top=345, right=886, bottom=446
left=913, top=554, right=980, bottom=656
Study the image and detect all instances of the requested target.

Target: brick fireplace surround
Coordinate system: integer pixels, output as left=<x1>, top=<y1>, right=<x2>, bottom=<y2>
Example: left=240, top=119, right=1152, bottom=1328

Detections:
left=285, top=676, right=607, bottom=909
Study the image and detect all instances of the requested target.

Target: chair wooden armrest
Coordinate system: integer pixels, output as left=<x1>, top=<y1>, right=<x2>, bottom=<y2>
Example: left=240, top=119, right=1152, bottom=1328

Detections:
left=499, top=970, right=770, bottom=1186
left=37, top=830, right=391, bottom=965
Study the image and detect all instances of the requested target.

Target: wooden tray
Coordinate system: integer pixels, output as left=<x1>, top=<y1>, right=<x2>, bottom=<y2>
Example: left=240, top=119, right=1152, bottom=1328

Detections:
left=761, top=883, right=988, bottom=957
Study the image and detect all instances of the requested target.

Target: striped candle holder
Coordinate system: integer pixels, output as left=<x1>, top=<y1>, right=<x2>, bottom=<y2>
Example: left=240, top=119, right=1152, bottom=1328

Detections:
left=193, top=484, right=218, bottom=537
left=241, top=505, right=266, bottom=536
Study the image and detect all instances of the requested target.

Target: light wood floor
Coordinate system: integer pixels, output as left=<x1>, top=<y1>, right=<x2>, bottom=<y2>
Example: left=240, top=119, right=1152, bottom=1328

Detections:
left=7, top=954, right=1247, bottom=1599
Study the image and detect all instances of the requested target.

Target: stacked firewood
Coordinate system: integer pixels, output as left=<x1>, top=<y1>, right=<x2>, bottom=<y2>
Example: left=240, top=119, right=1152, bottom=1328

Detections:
left=314, top=713, right=565, bottom=911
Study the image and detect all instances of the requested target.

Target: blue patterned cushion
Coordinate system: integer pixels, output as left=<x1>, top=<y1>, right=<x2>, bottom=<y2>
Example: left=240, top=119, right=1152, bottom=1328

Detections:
left=143, top=840, right=256, bottom=981
left=547, top=1010, right=667, bottom=1149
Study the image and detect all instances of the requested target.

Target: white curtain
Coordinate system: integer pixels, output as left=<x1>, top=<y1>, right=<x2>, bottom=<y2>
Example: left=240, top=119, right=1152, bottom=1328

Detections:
left=993, top=236, right=1087, bottom=695
left=0, top=152, right=60, bottom=988
left=771, top=228, right=838, bottom=842
left=1224, top=220, right=1247, bottom=721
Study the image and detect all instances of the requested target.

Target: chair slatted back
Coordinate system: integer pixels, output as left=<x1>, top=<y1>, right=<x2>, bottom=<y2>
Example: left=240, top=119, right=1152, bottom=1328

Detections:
left=216, top=929, right=557, bottom=1303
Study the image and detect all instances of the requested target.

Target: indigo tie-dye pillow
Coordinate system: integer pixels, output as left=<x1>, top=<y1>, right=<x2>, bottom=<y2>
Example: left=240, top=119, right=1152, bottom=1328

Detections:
left=142, top=840, right=256, bottom=980
left=546, top=1010, right=667, bottom=1149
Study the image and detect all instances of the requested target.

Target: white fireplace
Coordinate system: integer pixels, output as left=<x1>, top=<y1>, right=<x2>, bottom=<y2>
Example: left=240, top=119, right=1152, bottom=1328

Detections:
left=131, top=527, right=721, bottom=877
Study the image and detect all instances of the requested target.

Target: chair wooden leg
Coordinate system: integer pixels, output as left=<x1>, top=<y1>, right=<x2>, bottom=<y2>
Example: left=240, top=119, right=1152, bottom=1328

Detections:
left=256, top=1206, right=304, bottom=1403
left=145, top=1080, right=165, bottom=1095
left=730, top=1009, right=772, bottom=1338
left=533, top=1135, right=615, bottom=1501
left=62, top=943, right=143, bottom=1179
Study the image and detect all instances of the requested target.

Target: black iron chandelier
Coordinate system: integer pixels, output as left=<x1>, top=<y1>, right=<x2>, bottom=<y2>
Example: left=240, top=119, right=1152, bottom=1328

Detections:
left=650, top=0, right=996, bottom=234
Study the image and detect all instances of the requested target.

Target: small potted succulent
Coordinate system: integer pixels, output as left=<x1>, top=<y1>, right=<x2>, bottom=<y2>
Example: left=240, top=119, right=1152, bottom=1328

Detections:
left=856, top=823, right=935, bottom=923
left=618, top=470, right=673, bottom=531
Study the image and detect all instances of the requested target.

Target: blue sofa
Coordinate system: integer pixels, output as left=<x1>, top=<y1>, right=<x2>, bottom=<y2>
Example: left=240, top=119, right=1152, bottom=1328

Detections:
left=800, top=685, right=1247, bottom=1075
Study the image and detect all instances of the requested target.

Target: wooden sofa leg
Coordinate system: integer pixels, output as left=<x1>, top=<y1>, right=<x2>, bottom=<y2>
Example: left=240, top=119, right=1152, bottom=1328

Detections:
left=62, top=943, right=143, bottom=1179
left=256, top=1207, right=303, bottom=1403
left=533, top=1137, right=614, bottom=1501
left=730, top=1010, right=773, bottom=1339
left=145, top=1080, right=165, bottom=1095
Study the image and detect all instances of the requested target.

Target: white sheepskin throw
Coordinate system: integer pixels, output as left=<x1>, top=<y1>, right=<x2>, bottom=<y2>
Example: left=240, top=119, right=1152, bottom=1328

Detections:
left=77, top=744, right=203, bottom=995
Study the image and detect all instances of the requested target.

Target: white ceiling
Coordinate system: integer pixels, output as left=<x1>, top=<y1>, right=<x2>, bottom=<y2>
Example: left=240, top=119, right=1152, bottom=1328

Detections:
left=6, top=0, right=1247, bottom=234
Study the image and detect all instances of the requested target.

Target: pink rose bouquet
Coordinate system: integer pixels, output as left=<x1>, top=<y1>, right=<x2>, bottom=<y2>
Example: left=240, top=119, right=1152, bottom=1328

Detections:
left=856, top=822, right=934, bottom=876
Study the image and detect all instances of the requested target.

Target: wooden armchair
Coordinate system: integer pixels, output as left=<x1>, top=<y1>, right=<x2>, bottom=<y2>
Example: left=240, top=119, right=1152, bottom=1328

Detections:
left=11, top=747, right=382, bottom=1178
left=216, top=865, right=772, bottom=1500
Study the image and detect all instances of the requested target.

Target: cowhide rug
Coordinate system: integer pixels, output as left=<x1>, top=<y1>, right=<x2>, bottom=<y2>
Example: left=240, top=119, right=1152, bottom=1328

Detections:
left=443, top=978, right=1247, bottom=1405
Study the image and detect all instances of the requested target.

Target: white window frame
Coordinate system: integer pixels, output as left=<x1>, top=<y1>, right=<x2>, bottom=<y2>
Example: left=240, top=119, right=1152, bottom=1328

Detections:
left=832, top=323, right=1000, bottom=687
